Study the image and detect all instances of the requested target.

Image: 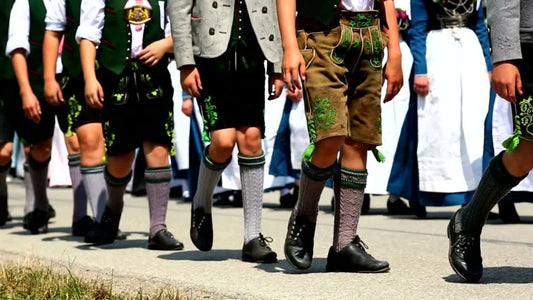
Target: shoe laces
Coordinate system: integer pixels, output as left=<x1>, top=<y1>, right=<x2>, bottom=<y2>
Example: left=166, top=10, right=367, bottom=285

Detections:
left=454, top=234, right=479, bottom=258
left=354, top=236, right=369, bottom=253
left=258, top=233, right=273, bottom=247
left=289, top=219, right=305, bottom=241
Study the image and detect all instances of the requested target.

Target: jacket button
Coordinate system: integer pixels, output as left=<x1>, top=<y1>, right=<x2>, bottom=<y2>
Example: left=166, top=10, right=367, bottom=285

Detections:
left=262, top=6, right=267, bottom=13
left=268, top=34, right=274, bottom=41
left=212, top=1, right=217, bottom=8
left=209, top=28, right=215, bottom=35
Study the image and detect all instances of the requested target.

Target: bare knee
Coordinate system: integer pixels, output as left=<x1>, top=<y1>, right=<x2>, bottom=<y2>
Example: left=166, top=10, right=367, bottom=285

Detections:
left=0, top=142, right=13, bottom=166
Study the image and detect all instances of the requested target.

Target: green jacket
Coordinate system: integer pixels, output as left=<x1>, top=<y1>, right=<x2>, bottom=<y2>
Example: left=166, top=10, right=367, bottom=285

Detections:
left=0, top=0, right=16, bottom=80
left=28, top=0, right=47, bottom=97
left=62, top=0, right=82, bottom=77
left=98, top=0, right=166, bottom=75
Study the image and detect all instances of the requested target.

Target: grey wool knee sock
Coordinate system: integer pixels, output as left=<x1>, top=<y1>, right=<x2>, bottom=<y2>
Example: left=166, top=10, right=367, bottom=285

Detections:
left=0, top=161, right=9, bottom=219
left=81, top=164, right=107, bottom=222
left=460, top=151, right=526, bottom=234
left=104, top=167, right=131, bottom=214
left=193, top=146, right=231, bottom=213
left=28, top=155, right=50, bottom=212
left=333, top=165, right=367, bottom=252
left=238, top=152, right=265, bottom=243
left=68, top=154, right=87, bottom=222
left=23, top=162, right=34, bottom=214
left=294, top=160, right=336, bottom=223
left=145, top=166, right=172, bottom=238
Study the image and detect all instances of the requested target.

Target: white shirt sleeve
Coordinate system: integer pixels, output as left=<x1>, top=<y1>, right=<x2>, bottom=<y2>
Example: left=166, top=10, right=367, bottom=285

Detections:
left=6, top=0, right=31, bottom=57
left=75, top=0, right=105, bottom=45
left=45, top=0, right=67, bottom=31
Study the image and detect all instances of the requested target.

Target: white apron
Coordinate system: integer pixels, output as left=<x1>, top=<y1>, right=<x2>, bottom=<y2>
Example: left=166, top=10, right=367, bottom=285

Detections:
left=417, top=27, right=489, bottom=193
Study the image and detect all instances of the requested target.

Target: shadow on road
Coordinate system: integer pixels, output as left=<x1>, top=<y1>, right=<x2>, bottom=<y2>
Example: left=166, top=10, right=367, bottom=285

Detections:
left=443, top=266, right=533, bottom=284
left=253, top=258, right=328, bottom=274
left=158, top=249, right=241, bottom=261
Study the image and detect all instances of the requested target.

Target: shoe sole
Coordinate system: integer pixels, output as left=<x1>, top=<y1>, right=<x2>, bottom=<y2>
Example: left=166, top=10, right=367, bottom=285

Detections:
left=242, top=253, right=277, bottom=264
left=284, top=247, right=311, bottom=270
left=148, top=244, right=184, bottom=251
left=325, top=265, right=390, bottom=273
left=447, top=219, right=482, bottom=283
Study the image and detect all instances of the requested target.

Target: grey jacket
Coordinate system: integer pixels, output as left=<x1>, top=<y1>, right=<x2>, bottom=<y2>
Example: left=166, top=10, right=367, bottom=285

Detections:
left=488, top=0, right=533, bottom=63
left=168, top=0, right=282, bottom=73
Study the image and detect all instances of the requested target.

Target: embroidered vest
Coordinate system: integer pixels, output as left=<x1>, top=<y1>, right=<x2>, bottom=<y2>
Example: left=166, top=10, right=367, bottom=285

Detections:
left=98, top=0, right=166, bottom=75
left=62, top=0, right=82, bottom=77
left=28, top=0, right=47, bottom=97
left=0, top=0, right=16, bottom=80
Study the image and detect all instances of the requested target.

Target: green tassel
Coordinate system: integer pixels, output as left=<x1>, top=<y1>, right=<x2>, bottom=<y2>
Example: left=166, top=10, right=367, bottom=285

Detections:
left=202, top=130, right=211, bottom=142
left=502, top=134, right=520, bottom=153
left=372, top=149, right=386, bottom=163
left=302, top=143, right=315, bottom=162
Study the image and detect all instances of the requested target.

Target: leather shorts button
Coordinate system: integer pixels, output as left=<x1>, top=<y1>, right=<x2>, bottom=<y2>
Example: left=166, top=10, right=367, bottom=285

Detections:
left=212, top=1, right=218, bottom=8
left=209, top=28, right=215, bottom=35
left=268, top=34, right=274, bottom=41
left=262, top=6, right=267, bottom=13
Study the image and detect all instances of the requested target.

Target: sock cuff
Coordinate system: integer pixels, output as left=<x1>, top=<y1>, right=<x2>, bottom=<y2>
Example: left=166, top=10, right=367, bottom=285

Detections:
left=68, top=154, right=81, bottom=167
left=0, top=160, right=11, bottom=173
left=237, top=152, right=265, bottom=168
left=302, top=160, right=336, bottom=181
left=338, top=166, right=367, bottom=189
left=104, top=167, right=132, bottom=187
left=28, top=154, right=50, bottom=171
left=80, top=164, right=106, bottom=174
left=145, top=166, right=172, bottom=183
left=489, top=151, right=527, bottom=188
left=203, top=146, right=231, bottom=171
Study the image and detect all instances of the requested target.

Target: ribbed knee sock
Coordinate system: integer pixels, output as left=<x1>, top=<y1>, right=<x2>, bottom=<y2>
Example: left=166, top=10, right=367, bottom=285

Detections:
left=23, top=162, right=34, bottom=214
left=28, top=155, right=50, bottom=212
left=145, top=166, right=172, bottom=238
left=193, top=146, right=231, bottom=213
left=81, top=164, right=107, bottom=222
left=68, top=154, right=87, bottom=222
left=239, top=152, right=265, bottom=243
left=104, top=167, right=131, bottom=214
left=333, top=165, right=367, bottom=251
left=460, top=151, right=526, bottom=234
left=294, top=160, right=336, bottom=223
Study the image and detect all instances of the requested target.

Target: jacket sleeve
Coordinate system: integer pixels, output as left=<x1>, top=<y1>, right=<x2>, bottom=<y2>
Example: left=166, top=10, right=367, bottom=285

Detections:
left=471, top=5, right=493, bottom=71
left=168, top=0, right=195, bottom=69
left=487, top=0, right=521, bottom=64
left=407, top=0, right=428, bottom=76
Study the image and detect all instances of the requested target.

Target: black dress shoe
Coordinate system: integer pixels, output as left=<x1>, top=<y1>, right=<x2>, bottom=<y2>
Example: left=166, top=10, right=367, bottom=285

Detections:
left=115, top=229, right=127, bottom=240
left=326, top=236, right=390, bottom=273
left=84, top=207, right=121, bottom=245
left=0, top=196, right=7, bottom=226
left=148, top=229, right=184, bottom=250
left=387, top=197, right=411, bottom=215
left=190, top=206, right=213, bottom=251
left=447, top=210, right=483, bottom=283
left=26, top=209, right=49, bottom=234
left=72, top=215, right=96, bottom=236
left=242, top=234, right=277, bottom=263
left=284, top=213, right=316, bottom=269
left=498, top=201, right=520, bottom=223
left=48, top=204, right=56, bottom=219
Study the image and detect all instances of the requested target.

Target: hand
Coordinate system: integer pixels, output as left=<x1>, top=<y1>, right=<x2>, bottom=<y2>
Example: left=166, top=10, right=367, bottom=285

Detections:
left=286, top=87, right=302, bottom=102
left=413, top=75, right=429, bottom=97
left=21, top=90, right=41, bottom=123
left=85, top=77, right=104, bottom=109
left=181, top=98, right=193, bottom=116
left=44, top=79, right=64, bottom=106
left=268, top=73, right=284, bottom=100
left=492, top=62, right=522, bottom=103
left=383, top=53, right=403, bottom=102
left=138, top=39, right=168, bottom=67
left=180, top=65, right=202, bottom=98
left=282, top=47, right=306, bottom=92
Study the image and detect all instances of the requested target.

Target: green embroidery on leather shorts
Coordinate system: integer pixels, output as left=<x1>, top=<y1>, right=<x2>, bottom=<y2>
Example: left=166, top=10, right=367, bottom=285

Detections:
left=103, top=121, right=115, bottom=151
left=377, top=114, right=382, bottom=135
left=141, top=73, right=163, bottom=100
left=349, top=14, right=374, bottom=27
left=165, top=111, right=176, bottom=155
left=66, top=94, right=82, bottom=137
left=503, top=96, right=533, bottom=152
left=331, top=28, right=351, bottom=64
left=202, top=96, right=218, bottom=142
left=113, top=76, right=129, bottom=104
left=312, top=96, right=336, bottom=131
left=519, top=96, right=533, bottom=136
left=369, top=29, right=383, bottom=71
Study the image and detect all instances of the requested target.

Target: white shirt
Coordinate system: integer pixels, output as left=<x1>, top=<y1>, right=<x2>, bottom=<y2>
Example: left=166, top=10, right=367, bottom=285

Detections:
left=341, top=0, right=374, bottom=11
left=76, top=0, right=170, bottom=58
left=45, top=0, right=67, bottom=31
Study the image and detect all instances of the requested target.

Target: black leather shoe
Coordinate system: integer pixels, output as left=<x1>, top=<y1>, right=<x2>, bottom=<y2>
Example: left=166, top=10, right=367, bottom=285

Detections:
left=326, top=236, right=390, bottom=273
left=387, top=197, right=411, bottom=215
left=115, top=229, right=127, bottom=240
left=498, top=201, right=520, bottom=223
left=447, top=210, right=483, bottom=283
left=72, top=216, right=96, bottom=236
left=284, top=213, right=316, bottom=269
left=190, top=206, right=213, bottom=251
left=148, top=229, right=184, bottom=250
left=48, top=204, right=56, bottom=219
left=26, top=209, right=49, bottom=234
left=84, top=207, right=121, bottom=245
left=242, top=234, right=277, bottom=263
left=0, top=196, right=7, bottom=226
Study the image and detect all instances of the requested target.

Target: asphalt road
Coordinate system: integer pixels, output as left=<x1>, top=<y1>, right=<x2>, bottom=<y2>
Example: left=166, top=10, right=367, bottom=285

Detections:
left=1, top=181, right=533, bottom=299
